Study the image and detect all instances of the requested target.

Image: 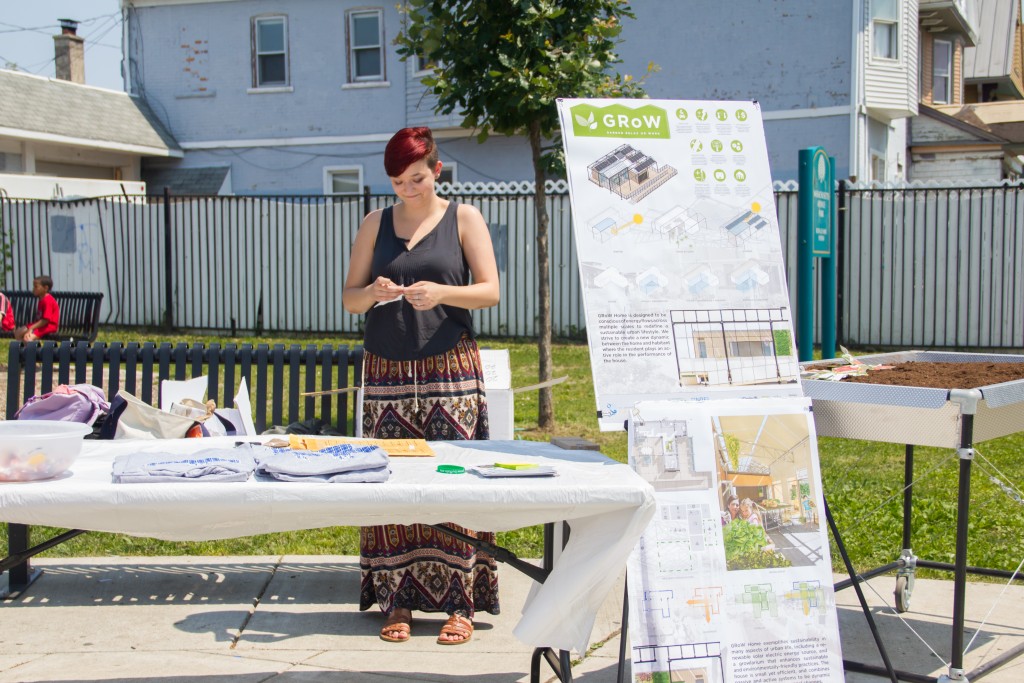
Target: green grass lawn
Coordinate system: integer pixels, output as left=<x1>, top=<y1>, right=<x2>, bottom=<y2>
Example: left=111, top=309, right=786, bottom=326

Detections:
left=4, top=330, right=1023, bottom=581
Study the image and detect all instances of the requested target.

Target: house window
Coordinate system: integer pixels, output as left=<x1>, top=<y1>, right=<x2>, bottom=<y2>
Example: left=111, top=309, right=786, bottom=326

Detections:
left=870, top=151, right=886, bottom=182
left=437, top=162, right=456, bottom=184
left=871, top=0, right=899, bottom=60
left=933, top=39, right=952, bottom=104
left=323, top=167, right=363, bottom=195
left=253, top=16, right=288, bottom=87
left=348, top=9, right=384, bottom=82
left=698, top=340, right=708, bottom=359
left=415, top=53, right=434, bottom=74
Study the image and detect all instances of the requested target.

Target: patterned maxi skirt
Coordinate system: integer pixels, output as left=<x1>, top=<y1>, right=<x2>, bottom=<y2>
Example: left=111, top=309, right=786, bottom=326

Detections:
left=358, top=334, right=500, bottom=617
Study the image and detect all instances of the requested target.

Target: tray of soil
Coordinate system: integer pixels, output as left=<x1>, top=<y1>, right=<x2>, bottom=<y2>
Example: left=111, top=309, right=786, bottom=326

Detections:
left=800, top=351, right=1024, bottom=448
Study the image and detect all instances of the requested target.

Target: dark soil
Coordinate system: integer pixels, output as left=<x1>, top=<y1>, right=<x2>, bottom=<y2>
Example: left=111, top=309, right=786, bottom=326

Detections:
left=813, top=361, right=1024, bottom=389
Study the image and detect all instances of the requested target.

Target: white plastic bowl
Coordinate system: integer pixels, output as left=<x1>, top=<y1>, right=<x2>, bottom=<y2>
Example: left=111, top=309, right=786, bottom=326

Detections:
left=0, top=420, right=92, bottom=482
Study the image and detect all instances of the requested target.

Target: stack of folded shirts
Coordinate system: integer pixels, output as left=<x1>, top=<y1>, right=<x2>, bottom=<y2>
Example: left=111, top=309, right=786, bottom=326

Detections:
left=256, top=443, right=390, bottom=483
left=112, top=443, right=265, bottom=483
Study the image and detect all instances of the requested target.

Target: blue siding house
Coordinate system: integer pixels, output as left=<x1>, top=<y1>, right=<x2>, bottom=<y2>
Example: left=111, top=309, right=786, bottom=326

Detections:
left=126, top=0, right=979, bottom=194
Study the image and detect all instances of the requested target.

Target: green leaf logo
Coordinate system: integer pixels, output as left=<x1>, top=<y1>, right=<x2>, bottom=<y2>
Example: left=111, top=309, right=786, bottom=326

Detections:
left=568, top=103, right=670, bottom=139
left=574, top=112, right=598, bottom=130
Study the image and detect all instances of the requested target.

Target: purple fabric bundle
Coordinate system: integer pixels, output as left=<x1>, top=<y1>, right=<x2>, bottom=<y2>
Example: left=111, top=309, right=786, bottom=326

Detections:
left=15, top=384, right=110, bottom=425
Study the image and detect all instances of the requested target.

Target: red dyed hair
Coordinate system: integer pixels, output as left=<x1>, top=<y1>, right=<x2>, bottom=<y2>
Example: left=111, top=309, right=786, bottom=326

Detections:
left=383, top=127, right=439, bottom=177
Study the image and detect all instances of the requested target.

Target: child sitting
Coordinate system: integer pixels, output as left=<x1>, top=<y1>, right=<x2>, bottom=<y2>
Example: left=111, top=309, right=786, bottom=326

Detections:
left=15, top=275, right=60, bottom=341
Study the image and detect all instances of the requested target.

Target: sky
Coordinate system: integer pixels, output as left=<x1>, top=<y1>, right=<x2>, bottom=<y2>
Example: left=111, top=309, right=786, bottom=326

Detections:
left=1, top=0, right=125, bottom=91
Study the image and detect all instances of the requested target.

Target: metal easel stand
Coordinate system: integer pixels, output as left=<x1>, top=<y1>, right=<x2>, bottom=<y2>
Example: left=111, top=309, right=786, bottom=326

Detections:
left=834, top=391, right=1024, bottom=683
left=429, top=521, right=576, bottom=683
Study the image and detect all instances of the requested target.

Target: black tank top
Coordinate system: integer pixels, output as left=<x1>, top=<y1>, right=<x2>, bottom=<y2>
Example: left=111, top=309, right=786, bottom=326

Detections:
left=363, top=202, right=474, bottom=360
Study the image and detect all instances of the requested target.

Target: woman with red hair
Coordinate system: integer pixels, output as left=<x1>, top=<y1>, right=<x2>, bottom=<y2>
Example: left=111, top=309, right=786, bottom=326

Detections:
left=343, top=127, right=500, bottom=645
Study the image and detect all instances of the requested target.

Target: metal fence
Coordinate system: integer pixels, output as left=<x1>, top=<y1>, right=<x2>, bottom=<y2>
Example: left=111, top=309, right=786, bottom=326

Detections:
left=2, top=181, right=1022, bottom=348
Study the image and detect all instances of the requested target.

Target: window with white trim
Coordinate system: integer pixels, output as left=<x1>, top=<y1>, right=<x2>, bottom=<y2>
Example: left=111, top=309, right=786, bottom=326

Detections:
left=871, top=0, right=899, bottom=60
left=870, top=151, right=886, bottom=182
left=932, top=39, right=952, bottom=104
left=324, top=166, right=363, bottom=195
left=438, top=162, right=456, bottom=184
left=253, top=16, right=288, bottom=87
left=347, top=9, right=384, bottom=82
left=415, top=53, right=434, bottom=74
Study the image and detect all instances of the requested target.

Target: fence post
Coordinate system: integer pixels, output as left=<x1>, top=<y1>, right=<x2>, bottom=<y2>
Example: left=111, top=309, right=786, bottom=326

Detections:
left=836, top=179, right=847, bottom=348
left=362, top=185, right=371, bottom=220
left=162, top=187, right=174, bottom=331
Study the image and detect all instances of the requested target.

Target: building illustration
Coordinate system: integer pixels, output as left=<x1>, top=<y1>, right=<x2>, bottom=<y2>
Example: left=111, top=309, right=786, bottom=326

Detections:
left=587, top=144, right=678, bottom=203
left=634, top=642, right=724, bottom=683
left=722, top=208, right=771, bottom=242
left=670, top=308, right=798, bottom=387
left=631, top=421, right=712, bottom=491
left=684, top=266, right=720, bottom=299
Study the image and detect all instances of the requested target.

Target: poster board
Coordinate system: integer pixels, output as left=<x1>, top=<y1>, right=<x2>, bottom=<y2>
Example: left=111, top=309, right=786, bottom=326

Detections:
left=556, top=98, right=802, bottom=432
left=557, top=99, right=844, bottom=682
left=625, top=397, right=844, bottom=682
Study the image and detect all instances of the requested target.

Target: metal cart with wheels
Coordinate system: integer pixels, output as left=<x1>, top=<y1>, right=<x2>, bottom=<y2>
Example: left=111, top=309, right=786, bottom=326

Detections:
left=802, top=350, right=1024, bottom=683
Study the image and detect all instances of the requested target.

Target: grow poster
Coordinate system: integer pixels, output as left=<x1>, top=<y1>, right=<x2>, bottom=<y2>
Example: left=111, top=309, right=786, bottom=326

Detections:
left=624, top=396, right=844, bottom=683
left=556, top=98, right=803, bottom=431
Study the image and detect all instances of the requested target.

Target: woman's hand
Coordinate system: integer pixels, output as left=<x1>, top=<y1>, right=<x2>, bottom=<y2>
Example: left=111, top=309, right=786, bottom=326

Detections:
left=404, top=282, right=442, bottom=310
left=371, top=276, right=404, bottom=303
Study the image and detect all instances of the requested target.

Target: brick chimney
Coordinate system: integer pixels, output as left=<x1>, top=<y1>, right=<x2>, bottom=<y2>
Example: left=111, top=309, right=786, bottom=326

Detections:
left=53, top=18, right=85, bottom=84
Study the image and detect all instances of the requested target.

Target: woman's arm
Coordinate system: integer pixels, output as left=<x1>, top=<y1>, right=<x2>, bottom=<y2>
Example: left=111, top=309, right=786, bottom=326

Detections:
left=342, top=211, right=404, bottom=314
left=404, top=204, right=499, bottom=311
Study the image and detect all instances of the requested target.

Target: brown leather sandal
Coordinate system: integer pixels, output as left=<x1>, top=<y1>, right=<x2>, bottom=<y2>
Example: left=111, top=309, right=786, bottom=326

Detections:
left=379, top=611, right=412, bottom=643
left=436, top=613, right=473, bottom=645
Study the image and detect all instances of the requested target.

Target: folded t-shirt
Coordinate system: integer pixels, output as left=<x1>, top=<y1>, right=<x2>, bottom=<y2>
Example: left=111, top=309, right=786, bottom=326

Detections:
left=112, top=444, right=262, bottom=483
left=257, top=443, right=389, bottom=477
left=258, top=465, right=391, bottom=484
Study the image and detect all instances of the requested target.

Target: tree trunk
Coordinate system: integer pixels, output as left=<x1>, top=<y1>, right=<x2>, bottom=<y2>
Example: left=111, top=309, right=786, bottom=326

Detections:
left=528, top=120, right=554, bottom=429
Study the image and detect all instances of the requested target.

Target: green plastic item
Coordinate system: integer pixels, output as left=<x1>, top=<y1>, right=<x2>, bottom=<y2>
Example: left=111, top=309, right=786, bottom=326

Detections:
left=436, top=464, right=465, bottom=474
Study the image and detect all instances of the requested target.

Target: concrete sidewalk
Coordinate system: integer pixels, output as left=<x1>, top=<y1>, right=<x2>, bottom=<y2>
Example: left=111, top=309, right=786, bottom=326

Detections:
left=1, top=556, right=1022, bottom=682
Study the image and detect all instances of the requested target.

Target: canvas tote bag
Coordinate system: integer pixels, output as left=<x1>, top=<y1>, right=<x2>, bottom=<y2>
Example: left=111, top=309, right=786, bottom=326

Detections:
left=104, top=390, right=198, bottom=440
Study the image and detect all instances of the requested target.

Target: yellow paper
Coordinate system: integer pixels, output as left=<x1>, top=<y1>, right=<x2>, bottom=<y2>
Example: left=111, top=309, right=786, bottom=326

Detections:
left=288, top=435, right=434, bottom=457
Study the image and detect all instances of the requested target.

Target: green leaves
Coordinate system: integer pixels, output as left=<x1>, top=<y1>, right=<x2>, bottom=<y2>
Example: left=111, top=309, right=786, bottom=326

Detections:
left=394, top=0, right=651, bottom=145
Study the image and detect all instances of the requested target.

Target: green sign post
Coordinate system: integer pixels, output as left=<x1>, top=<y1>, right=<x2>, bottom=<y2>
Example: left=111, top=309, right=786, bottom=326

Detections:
left=797, top=147, right=837, bottom=361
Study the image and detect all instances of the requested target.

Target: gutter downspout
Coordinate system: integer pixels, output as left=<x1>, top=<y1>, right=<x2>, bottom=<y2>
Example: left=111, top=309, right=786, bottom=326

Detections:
left=849, top=0, right=864, bottom=181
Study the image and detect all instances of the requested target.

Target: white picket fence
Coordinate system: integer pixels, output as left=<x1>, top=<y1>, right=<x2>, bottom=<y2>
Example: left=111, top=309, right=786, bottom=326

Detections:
left=2, top=179, right=1022, bottom=348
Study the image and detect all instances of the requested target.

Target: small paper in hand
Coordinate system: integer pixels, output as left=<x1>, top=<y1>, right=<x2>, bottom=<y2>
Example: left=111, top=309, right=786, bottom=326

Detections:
left=373, top=293, right=404, bottom=307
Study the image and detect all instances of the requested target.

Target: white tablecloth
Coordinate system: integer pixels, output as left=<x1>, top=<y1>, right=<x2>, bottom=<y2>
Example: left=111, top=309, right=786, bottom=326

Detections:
left=0, top=438, right=655, bottom=653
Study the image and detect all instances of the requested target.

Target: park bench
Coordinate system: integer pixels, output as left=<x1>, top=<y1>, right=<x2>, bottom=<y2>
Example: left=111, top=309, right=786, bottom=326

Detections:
left=2, top=339, right=364, bottom=596
left=0, top=291, right=104, bottom=343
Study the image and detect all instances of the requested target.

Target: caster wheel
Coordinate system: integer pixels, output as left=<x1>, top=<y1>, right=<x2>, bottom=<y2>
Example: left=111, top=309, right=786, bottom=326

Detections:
left=895, top=574, right=912, bottom=613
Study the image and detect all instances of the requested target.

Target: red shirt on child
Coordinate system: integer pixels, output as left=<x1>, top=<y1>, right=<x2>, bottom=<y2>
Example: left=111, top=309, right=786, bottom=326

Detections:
left=0, top=293, right=13, bottom=331
left=35, top=293, right=60, bottom=338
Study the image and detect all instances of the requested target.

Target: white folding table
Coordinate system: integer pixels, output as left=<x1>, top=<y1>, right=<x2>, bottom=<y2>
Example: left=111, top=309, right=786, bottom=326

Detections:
left=0, top=437, right=655, bottom=677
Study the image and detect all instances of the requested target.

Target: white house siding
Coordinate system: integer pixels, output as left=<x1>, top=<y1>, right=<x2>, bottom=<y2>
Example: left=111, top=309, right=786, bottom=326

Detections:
left=863, top=0, right=920, bottom=121
left=128, top=0, right=409, bottom=193
left=909, top=150, right=1004, bottom=180
left=617, top=0, right=856, bottom=179
left=132, top=0, right=864, bottom=190
left=908, top=114, right=1005, bottom=180
left=758, top=116, right=853, bottom=180
left=405, top=60, right=462, bottom=131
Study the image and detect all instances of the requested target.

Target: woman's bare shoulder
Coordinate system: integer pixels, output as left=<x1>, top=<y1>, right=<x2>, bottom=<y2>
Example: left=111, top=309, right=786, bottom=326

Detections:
left=357, top=208, right=385, bottom=236
left=455, top=202, right=484, bottom=222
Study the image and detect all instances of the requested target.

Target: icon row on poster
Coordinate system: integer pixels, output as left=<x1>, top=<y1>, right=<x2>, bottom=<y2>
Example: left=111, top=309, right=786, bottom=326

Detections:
left=693, top=168, right=749, bottom=183
left=676, top=107, right=750, bottom=123
left=689, top=139, right=745, bottom=153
